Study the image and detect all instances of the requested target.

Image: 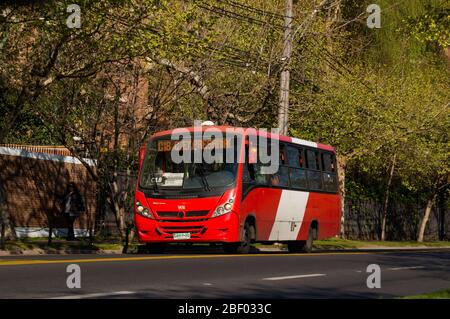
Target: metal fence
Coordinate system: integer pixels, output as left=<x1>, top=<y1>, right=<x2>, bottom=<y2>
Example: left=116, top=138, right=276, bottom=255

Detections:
left=344, top=198, right=448, bottom=241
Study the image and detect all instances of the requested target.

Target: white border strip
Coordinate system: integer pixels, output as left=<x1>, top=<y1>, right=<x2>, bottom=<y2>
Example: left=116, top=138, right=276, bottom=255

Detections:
left=13, top=227, right=91, bottom=238
left=291, top=138, right=317, bottom=148
left=0, top=147, right=96, bottom=166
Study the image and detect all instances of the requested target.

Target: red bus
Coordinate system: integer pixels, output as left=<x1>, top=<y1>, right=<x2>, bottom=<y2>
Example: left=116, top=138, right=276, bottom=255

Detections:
left=134, top=125, right=340, bottom=253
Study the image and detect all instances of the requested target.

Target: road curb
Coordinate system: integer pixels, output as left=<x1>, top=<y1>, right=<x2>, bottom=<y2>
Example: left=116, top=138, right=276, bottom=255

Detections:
left=258, top=246, right=450, bottom=252
left=1, top=245, right=450, bottom=256
left=0, top=248, right=124, bottom=256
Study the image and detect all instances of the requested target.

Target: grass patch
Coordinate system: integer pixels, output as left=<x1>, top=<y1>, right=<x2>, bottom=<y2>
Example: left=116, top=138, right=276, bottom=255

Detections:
left=1, top=237, right=128, bottom=253
left=314, top=238, right=450, bottom=249
left=402, top=289, right=450, bottom=299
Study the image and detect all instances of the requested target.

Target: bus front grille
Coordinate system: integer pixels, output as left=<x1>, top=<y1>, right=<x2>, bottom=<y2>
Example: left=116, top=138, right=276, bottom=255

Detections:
left=156, top=210, right=210, bottom=218
left=157, top=211, right=183, bottom=218
left=185, top=210, right=209, bottom=217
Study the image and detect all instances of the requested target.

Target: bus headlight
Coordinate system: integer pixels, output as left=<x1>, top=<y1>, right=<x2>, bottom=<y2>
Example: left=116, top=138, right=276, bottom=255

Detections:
left=212, top=198, right=234, bottom=218
left=136, top=201, right=154, bottom=219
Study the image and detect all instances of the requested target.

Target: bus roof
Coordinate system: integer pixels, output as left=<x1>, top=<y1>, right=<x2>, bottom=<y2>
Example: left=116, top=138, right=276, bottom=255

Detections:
left=150, top=126, right=335, bottom=152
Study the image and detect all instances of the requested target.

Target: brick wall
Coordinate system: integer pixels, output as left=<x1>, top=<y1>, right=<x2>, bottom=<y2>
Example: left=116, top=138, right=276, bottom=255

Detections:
left=0, top=147, right=96, bottom=237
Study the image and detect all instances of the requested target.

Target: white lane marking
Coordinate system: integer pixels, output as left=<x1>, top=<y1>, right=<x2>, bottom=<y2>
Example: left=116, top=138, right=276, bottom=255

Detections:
left=262, top=273, right=326, bottom=281
left=203, top=283, right=213, bottom=286
left=50, top=291, right=135, bottom=299
left=269, top=190, right=309, bottom=241
left=388, top=266, right=425, bottom=271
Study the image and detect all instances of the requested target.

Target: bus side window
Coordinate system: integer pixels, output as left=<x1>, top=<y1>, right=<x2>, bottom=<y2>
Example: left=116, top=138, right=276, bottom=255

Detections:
left=244, top=162, right=257, bottom=183
left=267, top=167, right=289, bottom=187
left=315, top=152, right=321, bottom=171
left=305, top=149, right=323, bottom=190
left=305, top=150, right=317, bottom=170
left=298, top=148, right=305, bottom=167
left=287, top=146, right=298, bottom=167
left=321, top=152, right=338, bottom=192
left=279, top=144, right=286, bottom=165
left=321, top=153, right=336, bottom=173
left=331, top=154, right=336, bottom=173
left=243, top=145, right=256, bottom=183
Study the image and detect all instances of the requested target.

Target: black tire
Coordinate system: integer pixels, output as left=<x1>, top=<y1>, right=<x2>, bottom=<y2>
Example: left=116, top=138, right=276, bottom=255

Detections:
left=287, top=227, right=314, bottom=253
left=302, top=227, right=314, bottom=253
left=146, top=243, right=167, bottom=254
left=223, top=222, right=254, bottom=254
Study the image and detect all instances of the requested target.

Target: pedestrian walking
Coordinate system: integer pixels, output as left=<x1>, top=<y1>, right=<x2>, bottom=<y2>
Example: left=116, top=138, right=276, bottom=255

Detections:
left=62, top=182, right=85, bottom=241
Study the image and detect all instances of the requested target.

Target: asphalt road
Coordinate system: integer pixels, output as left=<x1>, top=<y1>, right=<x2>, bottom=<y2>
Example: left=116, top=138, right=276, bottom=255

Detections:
left=0, top=248, right=449, bottom=299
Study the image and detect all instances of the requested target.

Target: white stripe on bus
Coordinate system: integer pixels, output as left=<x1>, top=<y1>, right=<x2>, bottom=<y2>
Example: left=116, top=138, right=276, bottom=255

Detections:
left=268, top=190, right=309, bottom=241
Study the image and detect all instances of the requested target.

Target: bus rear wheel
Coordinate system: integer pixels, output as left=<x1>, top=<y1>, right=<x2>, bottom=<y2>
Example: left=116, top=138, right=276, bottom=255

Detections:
left=146, top=243, right=167, bottom=254
left=287, top=227, right=314, bottom=253
left=223, top=222, right=254, bottom=254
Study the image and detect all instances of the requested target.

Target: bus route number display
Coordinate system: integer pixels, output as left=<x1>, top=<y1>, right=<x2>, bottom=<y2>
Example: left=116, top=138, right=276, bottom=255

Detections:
left=157, top=139, right=230, bottom=152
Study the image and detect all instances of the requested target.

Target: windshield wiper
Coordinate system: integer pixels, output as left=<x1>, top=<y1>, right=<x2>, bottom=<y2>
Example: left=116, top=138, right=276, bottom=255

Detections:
left=194, top=163, right=211, bottom=192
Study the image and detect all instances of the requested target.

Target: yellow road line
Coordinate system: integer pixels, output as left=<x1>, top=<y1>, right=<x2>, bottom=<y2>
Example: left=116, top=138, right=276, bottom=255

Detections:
left=0, top=251, right=371, bottom=267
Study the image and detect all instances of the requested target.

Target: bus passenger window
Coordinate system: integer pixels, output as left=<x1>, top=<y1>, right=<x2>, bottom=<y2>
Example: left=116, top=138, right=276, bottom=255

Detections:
left=287, top=146, right=299, bottom=167
left=279, top=144, right=286, bottom=165
left=321, top=153, right=335, bottom=172
left=243, top=163, right=253, bottom=183
left=298, top=149, right=305, bottom=168
left=315, top=152, right=321, bottom=170
left=321, top=153, right=338, bottom=192
left=268, top=167, right=289, bottom=187
left=290, top=168, right=307, bottom=189
left=269, top=174, right=280, bottom=186
left=306, top=150, right=317, bottom=170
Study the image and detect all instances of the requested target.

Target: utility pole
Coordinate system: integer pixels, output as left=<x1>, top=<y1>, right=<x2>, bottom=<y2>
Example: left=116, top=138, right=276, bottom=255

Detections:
left=278, top=0, right=293, bottom=136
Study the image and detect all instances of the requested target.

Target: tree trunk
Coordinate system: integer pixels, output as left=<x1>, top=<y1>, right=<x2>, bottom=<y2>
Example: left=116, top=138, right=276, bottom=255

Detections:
left=442, top=47, right=450, bottom=69
left=0, top=185, right=8, bottom=249
left=110, top=178, right=125, bottom=239
left=337, top=155, right=347, bottom=238
left=0, top=219, right=5, bottom=250
left=47, top=212, right=54, bottom=244
left=437, top=190, right=447, bottom=241
left=381, top=153, right=396, bottom=241
left=417, top=195, right=436, bottom=242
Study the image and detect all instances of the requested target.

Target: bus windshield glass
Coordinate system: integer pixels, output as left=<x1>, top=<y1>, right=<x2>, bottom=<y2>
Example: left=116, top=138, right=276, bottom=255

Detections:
left=139, top=135, right=241, bottom=193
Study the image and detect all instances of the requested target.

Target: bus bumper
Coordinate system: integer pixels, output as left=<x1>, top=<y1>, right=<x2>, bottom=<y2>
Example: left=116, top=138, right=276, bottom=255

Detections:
left=135, top=212, right=240, bottom=243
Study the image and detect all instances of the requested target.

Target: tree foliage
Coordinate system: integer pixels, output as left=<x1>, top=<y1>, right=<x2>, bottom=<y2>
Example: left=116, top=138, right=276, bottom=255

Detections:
left=0, top=0, right=448, bottom=240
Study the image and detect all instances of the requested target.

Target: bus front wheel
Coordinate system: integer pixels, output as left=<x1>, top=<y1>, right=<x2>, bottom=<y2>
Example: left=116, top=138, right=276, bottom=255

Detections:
left=223, top=222, right=254, bottom=254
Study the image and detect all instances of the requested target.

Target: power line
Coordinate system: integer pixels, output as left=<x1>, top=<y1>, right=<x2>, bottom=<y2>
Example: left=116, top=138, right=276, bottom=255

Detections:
left=197, top=3, right=285, bottom=30
left=219, top=0, right=286, bottom=19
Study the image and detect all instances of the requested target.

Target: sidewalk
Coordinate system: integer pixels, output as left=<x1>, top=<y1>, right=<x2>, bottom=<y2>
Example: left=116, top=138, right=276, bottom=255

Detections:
left=1, top=239, right=450, bottom=256
left=258, top=245, right=450, bottom=252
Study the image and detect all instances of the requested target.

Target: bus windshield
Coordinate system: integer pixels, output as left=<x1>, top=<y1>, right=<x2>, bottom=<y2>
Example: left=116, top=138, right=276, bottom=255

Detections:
left=139, top=136, right=240, bottom=194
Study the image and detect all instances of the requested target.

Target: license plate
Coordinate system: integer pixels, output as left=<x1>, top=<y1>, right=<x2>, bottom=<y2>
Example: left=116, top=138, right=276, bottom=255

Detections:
left=173, top=232, right=191, bottom=240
